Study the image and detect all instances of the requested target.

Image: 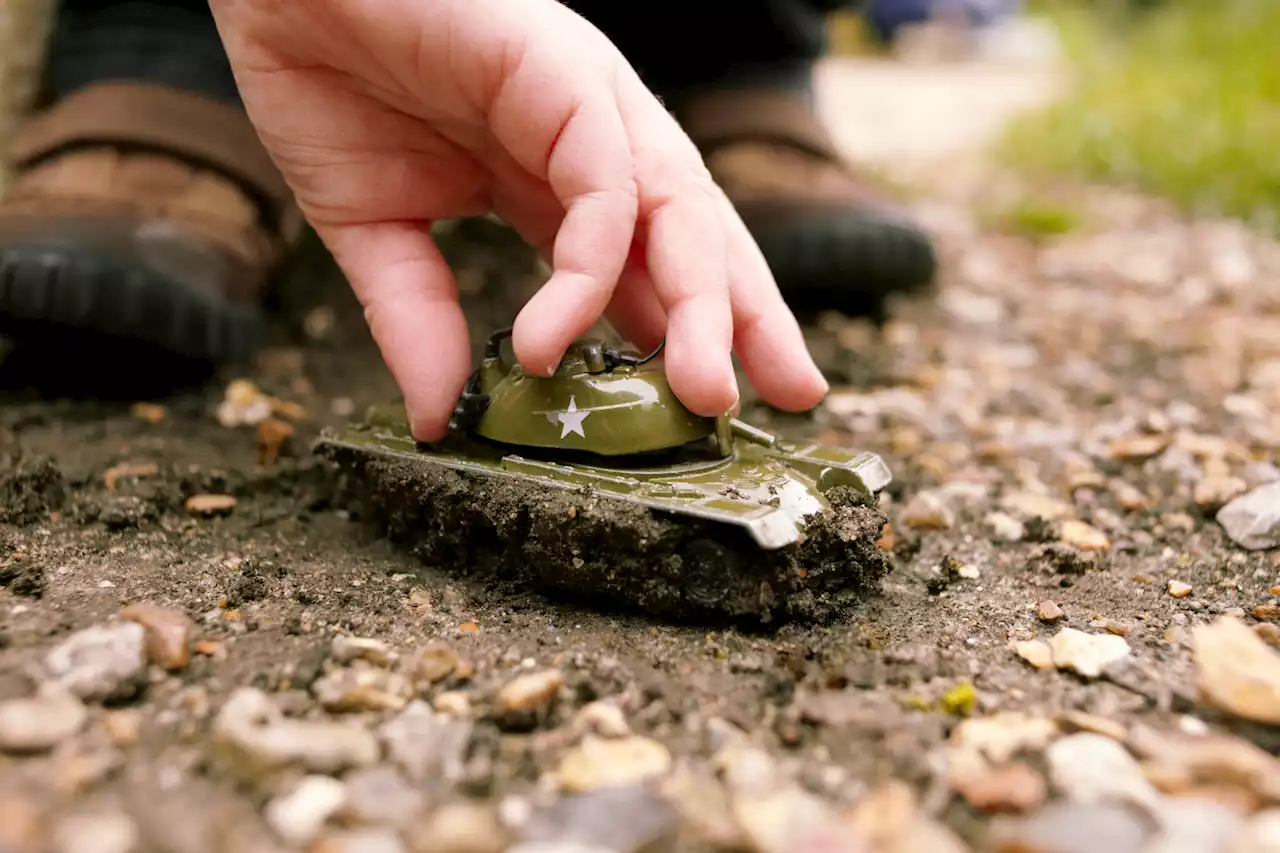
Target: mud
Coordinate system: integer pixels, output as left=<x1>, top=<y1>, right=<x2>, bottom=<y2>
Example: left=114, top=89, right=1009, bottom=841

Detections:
left=317, top=435, right=890, bottom=627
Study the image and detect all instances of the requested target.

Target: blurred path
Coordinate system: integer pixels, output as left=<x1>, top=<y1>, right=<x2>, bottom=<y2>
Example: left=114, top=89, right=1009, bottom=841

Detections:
left=815, top=55, right=1063, bottom=181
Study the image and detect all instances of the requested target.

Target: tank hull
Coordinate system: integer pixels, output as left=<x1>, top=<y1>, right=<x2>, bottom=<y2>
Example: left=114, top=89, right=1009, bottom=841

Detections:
left=313, top=403, right=895, bottom=626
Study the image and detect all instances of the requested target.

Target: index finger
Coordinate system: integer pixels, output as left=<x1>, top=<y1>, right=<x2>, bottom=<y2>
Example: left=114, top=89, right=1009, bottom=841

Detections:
left=506, top=91, right=639, bottom=376
left=320, top=221, right=472, bottom=442
left=479, top=28, right=639, bottom=377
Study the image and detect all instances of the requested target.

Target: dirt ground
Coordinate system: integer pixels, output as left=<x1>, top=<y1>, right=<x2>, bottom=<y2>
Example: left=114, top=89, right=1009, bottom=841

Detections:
left=4, top=51, right=1280, bottom=853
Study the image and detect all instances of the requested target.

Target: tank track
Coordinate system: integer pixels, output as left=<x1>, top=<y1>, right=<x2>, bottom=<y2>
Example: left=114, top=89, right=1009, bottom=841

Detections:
left=314, top=438, right=892, bottom=628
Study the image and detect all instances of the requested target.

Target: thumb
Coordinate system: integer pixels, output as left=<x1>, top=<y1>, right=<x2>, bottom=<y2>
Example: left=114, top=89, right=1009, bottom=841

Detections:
left=318, top=220, right=472, bottom=442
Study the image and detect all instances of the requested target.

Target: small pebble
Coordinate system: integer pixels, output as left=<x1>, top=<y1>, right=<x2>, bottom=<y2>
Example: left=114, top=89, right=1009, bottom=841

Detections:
left=44, top=622, right=148, bottom=703
left=314, top=666, right=412, bottom=713
left=574, top=701, right=630, bottom=738
left=1057, top=712, right=1126, bottom=742
left=990, top=801, right=1153, bottom=853
left=950, top=712, right=1059, bottom=764
left=264, top=776, right=348, bottom=846
left=433, top=691, right=471, bottom=718
left=514, top=786, right=674, bottom=853
left=1090, top=618, right=1130, bottom=637
left=102, top=462, right=159, bottom=491
left=1048, top=628, right=1130, bottom=678
left=847, top=779, right=966, bottom=853
left=407, top=801, right=510, bottom=853
left=1113, top=482, right=1150, bottom=511
left=212, top=687, right=380, bottom=779
left=407, top=642, right=459, bottom=684
left=1046, top=733, right=1160, bottom=809
left=119, top=603, right=192, bottom=670
left=1127, top=725, right=1280, bottom=807
left=103, top=709, right=142, bottom=747
left=1002, top=491, right=1074, bottom=522
left=899, top=491, right=953, bottom=530
left=1145, top=796, right=1247, bottom=853
left=1061, top=520, right=1111, bottom=551
left=313, top=828, right=406, bottom=853
left=986, top=511, right=1026, bottom=542
left=1251, top=604, right=1280, bottom=621
left=1193, top=617, right=1280, bottom=725
left=1196, top=475, right=1249, bottom=510
left=1243, top=463, right=1280, bottom=489
left=339, top=765, right=425, bottom=829
left=1110, top=435, right=1169, bottom=461
left=1254, top=623, right=1280, bottom=649
left=1168, top=580, right=1193, bottom=599
left=379, top=701, right=472, bottom=784
left=331, top=635, right=396, bottom=668
left=1015, top=640, right=1054, bottom=670
left=130, top=402, right=166, bottom=423
left=0, top=688, right=87, bottom=753
left=184, top=494, right=237, bottom=516
left=1217, top=483, right=1280, bottom=550
left=216, top=379, right=272, bottom=427
left=555, top=735, right=672, bottom=793
left=954, top=762, right=1046, bottom=813
left=257, top=418, right=295, bottom=466
left=496, top=670, right=564, bottom=716
left=51, top=808, right=139, bottom=853
left=1038, top=601, right=1064, bottom=622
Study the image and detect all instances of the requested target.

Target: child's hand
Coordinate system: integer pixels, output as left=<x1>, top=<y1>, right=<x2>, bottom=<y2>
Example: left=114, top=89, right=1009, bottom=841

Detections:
left=209, top=0, right=829, bottom=440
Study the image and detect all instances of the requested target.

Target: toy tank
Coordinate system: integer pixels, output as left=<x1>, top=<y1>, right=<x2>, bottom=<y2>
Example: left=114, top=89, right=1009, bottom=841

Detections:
left=314, top=328, right=895, bottom=625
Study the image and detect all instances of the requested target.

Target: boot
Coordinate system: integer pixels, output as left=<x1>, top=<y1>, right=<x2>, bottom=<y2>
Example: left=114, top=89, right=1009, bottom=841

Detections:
left=674, top=87, right=937, bottom=320
left=0, top=80, right=302, bottom=366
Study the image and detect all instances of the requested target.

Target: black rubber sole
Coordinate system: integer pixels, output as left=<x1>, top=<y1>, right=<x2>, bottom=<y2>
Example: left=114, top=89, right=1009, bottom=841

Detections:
left=752, top=211, right=938, bottom=320
left=0, top=243, right=262, bottom=368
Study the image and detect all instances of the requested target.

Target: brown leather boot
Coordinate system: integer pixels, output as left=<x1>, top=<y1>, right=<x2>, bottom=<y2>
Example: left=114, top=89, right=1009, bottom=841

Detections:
left=0, top=81, right=302, bottom=366
left=673, top=88, right=936, bottom=320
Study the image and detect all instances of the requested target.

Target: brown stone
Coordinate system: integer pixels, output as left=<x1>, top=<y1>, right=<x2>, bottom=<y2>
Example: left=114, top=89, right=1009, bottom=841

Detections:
left=1037, top=601, right=1064, bottom=622
left=120, top=603, right=192, bottom=670
left=103, top=461, right=159, bottom=491
left=1253, top=604, right=1280, bottom=621
left=185, top=494, right=237, bottom=516
left=257, top=418, right=295, bottom=467
left=955, top=762, right=1047, bottom=813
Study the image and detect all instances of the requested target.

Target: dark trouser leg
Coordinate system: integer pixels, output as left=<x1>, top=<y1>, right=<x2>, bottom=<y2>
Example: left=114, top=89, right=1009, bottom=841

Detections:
left=562, top=0, right=860, bottom=103
left=40, top=0, right=239, bottom=106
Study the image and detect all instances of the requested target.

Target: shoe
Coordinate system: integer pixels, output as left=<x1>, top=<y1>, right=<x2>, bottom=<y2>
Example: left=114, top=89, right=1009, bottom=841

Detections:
left=673, top=87, right=937, bottom=320
left=0, top=81, right=303, bottom=367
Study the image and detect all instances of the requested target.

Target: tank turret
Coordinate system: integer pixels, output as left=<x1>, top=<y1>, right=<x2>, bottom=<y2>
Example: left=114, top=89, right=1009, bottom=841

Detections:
left=453, top=328, right=731, bottom=457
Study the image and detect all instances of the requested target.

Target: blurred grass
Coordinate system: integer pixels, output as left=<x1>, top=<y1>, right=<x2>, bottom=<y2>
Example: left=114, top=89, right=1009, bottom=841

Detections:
left=981, top=197, right=1085, bottom=240
left=1001, top=0, right=1280, bottom=233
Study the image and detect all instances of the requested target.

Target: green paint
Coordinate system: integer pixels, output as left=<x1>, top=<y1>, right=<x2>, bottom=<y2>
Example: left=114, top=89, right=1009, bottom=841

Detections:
left=318, top=333, right=893, bottom=551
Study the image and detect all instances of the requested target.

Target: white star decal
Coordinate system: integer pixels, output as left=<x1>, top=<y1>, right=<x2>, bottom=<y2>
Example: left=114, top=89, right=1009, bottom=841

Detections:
left=555, top=395, right=590, bottom=439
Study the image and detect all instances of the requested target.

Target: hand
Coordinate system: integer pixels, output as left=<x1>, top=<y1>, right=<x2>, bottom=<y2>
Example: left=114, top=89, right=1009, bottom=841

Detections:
left=208, top=0, right=830, bottom=440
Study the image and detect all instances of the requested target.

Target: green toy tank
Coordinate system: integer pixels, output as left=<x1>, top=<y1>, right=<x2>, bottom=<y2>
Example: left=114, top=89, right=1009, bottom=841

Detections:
left=314, top=328, right=895, bottom=625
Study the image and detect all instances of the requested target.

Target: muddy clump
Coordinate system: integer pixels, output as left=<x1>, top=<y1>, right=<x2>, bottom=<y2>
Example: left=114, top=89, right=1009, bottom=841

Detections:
left=316, top=442, right=892, bottom=628
left=0, top=447, right=65, bottom=525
